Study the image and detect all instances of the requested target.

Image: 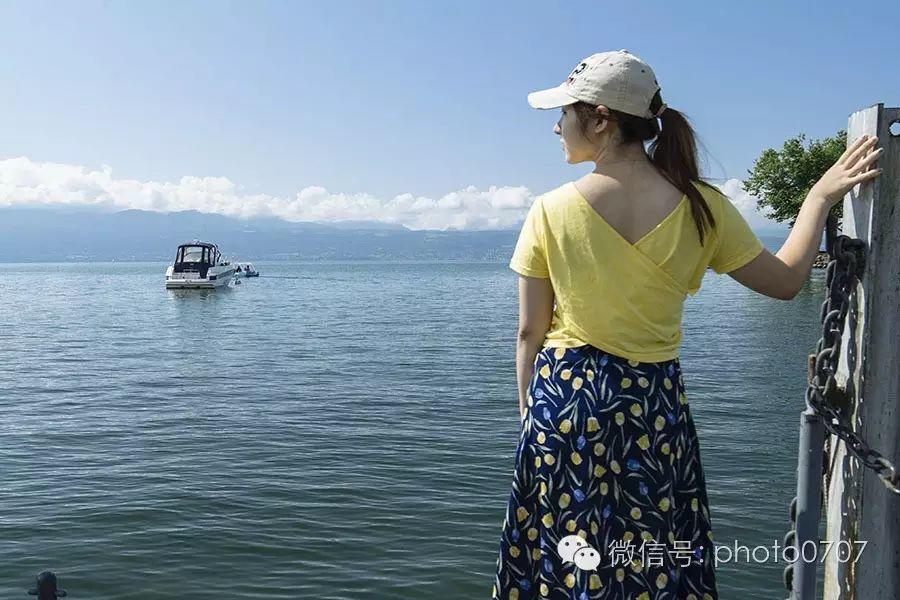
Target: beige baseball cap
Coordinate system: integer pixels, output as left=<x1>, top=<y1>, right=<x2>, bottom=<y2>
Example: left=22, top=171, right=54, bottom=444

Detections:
left=527, top=49, right=665, bottom=119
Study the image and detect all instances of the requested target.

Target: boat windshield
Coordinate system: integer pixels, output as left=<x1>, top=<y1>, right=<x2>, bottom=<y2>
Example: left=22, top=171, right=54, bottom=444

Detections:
left=178, top=246, right=208, bottom=263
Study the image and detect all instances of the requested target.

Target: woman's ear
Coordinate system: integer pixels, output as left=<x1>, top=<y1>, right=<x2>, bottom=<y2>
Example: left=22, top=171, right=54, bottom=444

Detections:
left=593, top=105, right=611, bottom=134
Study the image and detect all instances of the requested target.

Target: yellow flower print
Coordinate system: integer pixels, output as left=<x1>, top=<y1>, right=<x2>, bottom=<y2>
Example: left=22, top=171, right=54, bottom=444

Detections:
left=658, top=497, right=671, bottom=512
left=600, top=482, right=609, bottom=495
left=534, top=456, right=542, bottom=468
left=623, top=531, right=634, bottom=542
left=510, top=587, right=519, bottom=600
left=631, top=558, right=643, bottom=573
left=637, top=593, right=650, bottom=600
left=707, top=531, right=714, bottom=541
left=630, top=403, right=642, bottom=417
left=540, top=364, right=551, bottom=378
left=559, top=419, right=572, bottom=433
left=509, top=546, right=520, bottom=558
left=570, top=451, right=582, bottom=465
left=586, top=369, right=595, bottom=381
left=627, top=359, right=640, bottom=367
left=680, top=391, right=687, bottom=404
left=610, top=460, right=621, bottom=474
left=637, top=376, right=649, bottom=388
left=630, top=507, right=642, bottom=519
left=540, top=584, right=549, bottom=596
left=615, top=412, right=625, bottom=426
left=527, top=527, right=538, bottom=540
left=542, top=513, right=554, bottom=527
left=593, top=464, right=607, bottom=478
left=668, top=531, right=675, bottom=544
left=615, top=568, right=625, bottom=582
left=591, top=521, right=599, bottom=534
left=661, top=442, right=670, bottom=455
left=532, top=548, right=541, bottom=561
left=577, top=529, right=587, bottom=540
left=564, top=573, right=576, bottom=588
left=686, top=595, right=697, bottom=600
left=516, top=507, right=529, bottom=522
left=539, top=482, right=547, bottom=496
left=545, top=453, right=556, bottom=466
left=561, top=369, right=572, bottom=381
left=621, top=377, right=632, bottom=389
left=704, top=594, right=714, bottom=600
left=593, top=441, right=605, bottom=455
left=656, top=573, right=668, bottom=589
left=537, top=431, right=546, bottom=444
left=641, top=531, right=653, bottom=542
left=566, top=519, right=577, bottom=532
left=587, top=417, right=599, bottom=432
left=572, top=377, right=583, bottom=390
left=663, top=377, right=672, bottom=390
left=637, top=434, right=650, bottom=450
left=589, top=573, right=602, bottom=589
left=655, top=415, right=666, bottom=431
left=554, top=347, right=566, bottom=359
left=558, top=493, right=571, bottom=508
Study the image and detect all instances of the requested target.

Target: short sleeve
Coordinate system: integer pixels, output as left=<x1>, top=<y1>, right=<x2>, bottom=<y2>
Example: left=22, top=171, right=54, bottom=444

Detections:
left=708, top=192, right=765, bottom=274
left=509, top=196, right=550, bottom=278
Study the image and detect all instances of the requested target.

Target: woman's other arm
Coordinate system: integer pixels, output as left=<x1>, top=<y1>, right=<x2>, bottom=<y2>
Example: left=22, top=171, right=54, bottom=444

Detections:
left=730, top=135, right=883, bottom=300
left=516, top=275, right=554, bottom=420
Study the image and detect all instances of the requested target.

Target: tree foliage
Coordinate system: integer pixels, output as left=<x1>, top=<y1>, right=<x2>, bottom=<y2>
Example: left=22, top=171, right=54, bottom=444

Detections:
left=743, top=130, right=847, bottom=228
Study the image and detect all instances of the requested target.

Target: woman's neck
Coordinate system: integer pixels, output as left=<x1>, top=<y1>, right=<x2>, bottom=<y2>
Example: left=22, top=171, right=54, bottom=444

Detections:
left=591, top=142, right=650, bottom=174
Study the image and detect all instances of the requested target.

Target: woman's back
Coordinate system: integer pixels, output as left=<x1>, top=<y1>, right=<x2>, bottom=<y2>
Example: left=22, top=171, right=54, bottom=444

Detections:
left=509, top=173, right=764, bottom=362
left=572, top=167, right=687, bottom=247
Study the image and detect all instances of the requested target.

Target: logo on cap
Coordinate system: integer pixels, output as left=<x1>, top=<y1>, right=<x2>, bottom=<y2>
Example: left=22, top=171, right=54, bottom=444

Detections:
left=565, top=62, right=588, bottom=86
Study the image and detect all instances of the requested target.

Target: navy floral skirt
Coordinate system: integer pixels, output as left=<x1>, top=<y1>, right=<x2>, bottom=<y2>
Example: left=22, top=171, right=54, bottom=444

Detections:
left=492, top=344, right=718, bottom=600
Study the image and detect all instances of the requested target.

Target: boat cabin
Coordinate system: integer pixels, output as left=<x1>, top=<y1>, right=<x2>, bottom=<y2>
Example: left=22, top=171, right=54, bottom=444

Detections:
left=172, top=242, right=221, bottom=278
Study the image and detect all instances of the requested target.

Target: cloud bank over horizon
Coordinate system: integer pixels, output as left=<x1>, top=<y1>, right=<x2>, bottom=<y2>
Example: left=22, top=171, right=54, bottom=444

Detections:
left=0, top=156, right=784, bottom=232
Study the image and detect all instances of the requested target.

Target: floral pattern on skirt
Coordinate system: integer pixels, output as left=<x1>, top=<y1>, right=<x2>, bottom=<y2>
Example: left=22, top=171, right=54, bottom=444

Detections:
left=492, top=344, right=718, bottom=600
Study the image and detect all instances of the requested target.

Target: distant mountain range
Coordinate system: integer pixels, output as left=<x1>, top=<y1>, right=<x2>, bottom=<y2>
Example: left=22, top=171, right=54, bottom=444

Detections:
left=0, top=206, right=519, bottom=262
left=0, top=206, right=788, bottom=262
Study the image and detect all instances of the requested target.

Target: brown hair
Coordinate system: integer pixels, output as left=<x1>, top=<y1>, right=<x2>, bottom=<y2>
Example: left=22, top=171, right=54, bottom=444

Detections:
left=573, top=92, right=717, bottom=245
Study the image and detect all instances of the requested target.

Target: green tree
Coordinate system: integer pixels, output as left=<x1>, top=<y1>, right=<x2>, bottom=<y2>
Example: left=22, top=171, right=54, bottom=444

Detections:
left=743, top=130, right=847, bottom=228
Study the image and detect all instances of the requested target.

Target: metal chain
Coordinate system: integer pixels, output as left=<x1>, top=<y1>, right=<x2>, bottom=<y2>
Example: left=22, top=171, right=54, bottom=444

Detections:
left=807, top=231, right=900, bottom=495
left=782, top=221, right=900, bottom=596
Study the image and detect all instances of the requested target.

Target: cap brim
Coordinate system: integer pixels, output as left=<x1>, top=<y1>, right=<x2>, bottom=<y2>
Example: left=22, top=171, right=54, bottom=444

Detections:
left=527, top=85, right=579, bottom=109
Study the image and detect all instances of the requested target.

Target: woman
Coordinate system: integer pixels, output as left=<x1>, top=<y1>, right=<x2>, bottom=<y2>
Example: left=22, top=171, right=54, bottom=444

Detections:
left=492, top=50, right=882, bottom=600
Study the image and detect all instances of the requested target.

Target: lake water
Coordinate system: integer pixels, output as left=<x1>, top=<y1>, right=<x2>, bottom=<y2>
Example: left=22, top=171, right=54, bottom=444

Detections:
left=0, top=256, right=825, bottom=599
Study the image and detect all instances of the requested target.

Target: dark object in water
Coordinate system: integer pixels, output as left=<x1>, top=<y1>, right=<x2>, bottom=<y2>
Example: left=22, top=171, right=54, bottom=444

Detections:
left=28, top=571, right=67, bottom=599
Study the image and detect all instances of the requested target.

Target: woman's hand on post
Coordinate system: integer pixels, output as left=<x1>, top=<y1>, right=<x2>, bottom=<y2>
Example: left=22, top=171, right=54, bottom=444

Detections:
left=809, top=134, right=883, bottom=208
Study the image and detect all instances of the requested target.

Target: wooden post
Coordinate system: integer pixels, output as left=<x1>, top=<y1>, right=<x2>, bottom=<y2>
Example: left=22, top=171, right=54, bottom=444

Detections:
left=823, top=104, right=900, bottom=599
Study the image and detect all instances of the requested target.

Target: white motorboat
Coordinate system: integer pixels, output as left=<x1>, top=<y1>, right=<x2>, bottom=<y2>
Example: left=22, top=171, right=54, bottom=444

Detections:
left=165, top=241, right=236, bottom=289
left=235, top=262, right=259, bottom=278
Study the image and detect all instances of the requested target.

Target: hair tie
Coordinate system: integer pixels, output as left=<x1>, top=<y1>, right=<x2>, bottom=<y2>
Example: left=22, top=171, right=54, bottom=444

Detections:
left=654, top=103, right=667, bottom=118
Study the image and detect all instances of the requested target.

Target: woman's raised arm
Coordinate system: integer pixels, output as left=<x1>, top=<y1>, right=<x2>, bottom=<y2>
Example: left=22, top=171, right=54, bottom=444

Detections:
left=729, top=134, right=883, bottom=300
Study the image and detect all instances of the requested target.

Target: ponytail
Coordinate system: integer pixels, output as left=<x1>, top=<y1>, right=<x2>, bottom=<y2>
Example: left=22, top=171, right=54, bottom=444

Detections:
left=647, top=101, right=716, bottom=245
left=573, top=94, right=717, bottom=245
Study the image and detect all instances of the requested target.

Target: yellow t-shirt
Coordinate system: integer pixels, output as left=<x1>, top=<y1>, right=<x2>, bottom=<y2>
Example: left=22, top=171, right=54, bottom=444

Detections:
left=509, top=180, right=765, bottom=362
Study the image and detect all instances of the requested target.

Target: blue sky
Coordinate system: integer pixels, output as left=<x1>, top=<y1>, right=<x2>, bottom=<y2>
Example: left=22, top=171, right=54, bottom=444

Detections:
left=0, top=0, right=895, bottom=231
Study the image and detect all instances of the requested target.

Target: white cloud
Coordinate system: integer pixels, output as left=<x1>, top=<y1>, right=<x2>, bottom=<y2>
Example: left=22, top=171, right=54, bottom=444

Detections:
left=713, top=177, right=786, bottom=232
left=0, top=156, right=782, bottom=233
left=0, top=156, right=533, bottom=231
